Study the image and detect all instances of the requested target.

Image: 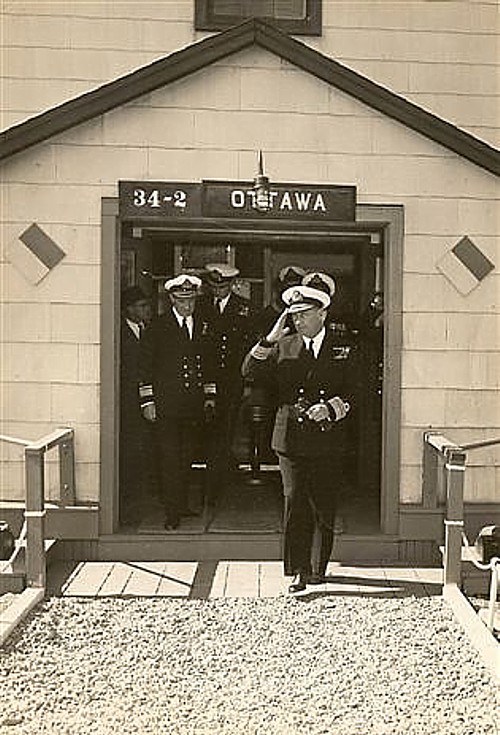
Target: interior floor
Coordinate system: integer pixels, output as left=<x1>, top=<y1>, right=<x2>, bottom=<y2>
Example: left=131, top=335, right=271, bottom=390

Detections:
left=119, top=466, right=380, bottom=536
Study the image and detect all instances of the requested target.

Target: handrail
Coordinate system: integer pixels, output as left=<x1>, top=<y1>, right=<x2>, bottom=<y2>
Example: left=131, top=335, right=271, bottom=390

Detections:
left=460, top=438, right=500, bottom=451
left=0, top=427, right=76, bottom=589
left=423, top=432, right=499, bottom=627
left=0, top=434, right=31, bottom=446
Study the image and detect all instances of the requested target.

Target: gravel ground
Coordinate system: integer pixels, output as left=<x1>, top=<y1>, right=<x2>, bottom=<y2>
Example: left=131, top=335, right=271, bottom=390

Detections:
left=0, top=595, right=498, bottom=735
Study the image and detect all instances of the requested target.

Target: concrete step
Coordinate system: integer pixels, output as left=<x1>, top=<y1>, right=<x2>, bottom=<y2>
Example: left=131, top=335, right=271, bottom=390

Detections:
left=0, top=539, right=58, bottom=594
left=0, top=572, right=25, bottom=595
left=55, top=532, right=402, bottom=563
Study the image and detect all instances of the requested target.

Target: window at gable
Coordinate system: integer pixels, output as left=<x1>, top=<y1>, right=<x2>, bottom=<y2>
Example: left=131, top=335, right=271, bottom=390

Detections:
left=194, top=0, right=322, bottom=36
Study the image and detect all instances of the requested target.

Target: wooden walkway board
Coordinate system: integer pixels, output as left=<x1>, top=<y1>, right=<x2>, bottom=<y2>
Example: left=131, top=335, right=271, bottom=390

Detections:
left=97, top=563, right=134, bottom=597
left=49, top=561, right=445, bottom=600
left=123, top=562, right=168, bottom=597
left=156, top=562, right=197, bottom=597
left=62, top=562, right=113, bottom=597
left=225, top=562, right=259, bottom=598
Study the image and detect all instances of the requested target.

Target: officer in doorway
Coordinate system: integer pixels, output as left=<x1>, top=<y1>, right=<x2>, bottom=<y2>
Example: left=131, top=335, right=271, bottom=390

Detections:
left=242, top=283, right=355, bottom=593
left=139, top=274, right=217, bottom=530
left=120, top=286, right=153, bottom=527
left=200, top=263, right=253, bottom=490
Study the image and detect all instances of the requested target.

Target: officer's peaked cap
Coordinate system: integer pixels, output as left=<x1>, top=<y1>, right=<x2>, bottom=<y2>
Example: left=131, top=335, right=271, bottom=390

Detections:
left=205, top=263, right=240, bottom=283
left=302, top=271, right=336, bottom=297
left=282, top=285, right=330, bottom=313
left=164, top=273, right=202, bottom=298
left=278, top=265, right=306, bottom=285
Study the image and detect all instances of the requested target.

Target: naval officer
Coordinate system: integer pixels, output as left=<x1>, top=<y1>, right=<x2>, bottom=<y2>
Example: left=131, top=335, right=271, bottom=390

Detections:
left=139, top=274, right=216, bottom=530
left=200, top=263, right=254, bottom=490
left=242, top=283, right=354, bottom=593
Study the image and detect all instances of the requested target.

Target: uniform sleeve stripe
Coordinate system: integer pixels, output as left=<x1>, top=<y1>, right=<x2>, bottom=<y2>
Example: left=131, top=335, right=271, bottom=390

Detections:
left=250, top=343, right=274, bottom=360
left=327, top=396, right=350, bottom=421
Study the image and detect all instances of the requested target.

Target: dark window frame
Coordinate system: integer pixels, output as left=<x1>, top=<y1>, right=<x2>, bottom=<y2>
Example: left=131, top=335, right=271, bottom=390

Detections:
left=194, top=0, right=322, bottom=36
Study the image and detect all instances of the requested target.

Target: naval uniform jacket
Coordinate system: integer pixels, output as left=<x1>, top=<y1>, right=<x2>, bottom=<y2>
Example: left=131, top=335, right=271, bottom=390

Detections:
left=138, top=308, right=215, bottom=421
left=120, top=317, right=143, bottom=423
left=242, top=330, right=354, bottom=457
left=199, top=292, right=253, bottom=399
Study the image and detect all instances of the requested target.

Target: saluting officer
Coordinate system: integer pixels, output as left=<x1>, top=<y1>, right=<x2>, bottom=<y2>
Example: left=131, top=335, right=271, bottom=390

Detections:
left=242, top=283, right=354, bottom=593
left=200, top=263, right=253, bottom=488
left=139, top=274, right=216, bottom=530
left=253, top=264, right=306, bottom=338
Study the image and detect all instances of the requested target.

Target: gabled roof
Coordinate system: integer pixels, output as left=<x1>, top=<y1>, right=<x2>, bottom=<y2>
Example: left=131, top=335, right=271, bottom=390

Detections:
left=1, top=18, right=498, bottom=176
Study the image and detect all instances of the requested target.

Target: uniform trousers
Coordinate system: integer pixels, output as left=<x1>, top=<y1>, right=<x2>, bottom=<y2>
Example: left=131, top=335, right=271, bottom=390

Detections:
left=281, top=452, right=339, bottom=578
left=156, top=415, right=202, bottom=522
left=208, top=383, right=241, bottom=488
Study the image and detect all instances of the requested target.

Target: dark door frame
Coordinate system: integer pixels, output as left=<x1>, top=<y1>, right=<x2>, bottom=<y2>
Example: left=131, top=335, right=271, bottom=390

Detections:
left=100, top=198, right=403, bottom=537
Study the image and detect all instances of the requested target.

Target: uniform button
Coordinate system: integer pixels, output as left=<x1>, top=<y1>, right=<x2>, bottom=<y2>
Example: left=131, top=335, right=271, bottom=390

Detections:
left=184, top=382, right=190, bottom=388
left=222, top=335, right=227, bottom=341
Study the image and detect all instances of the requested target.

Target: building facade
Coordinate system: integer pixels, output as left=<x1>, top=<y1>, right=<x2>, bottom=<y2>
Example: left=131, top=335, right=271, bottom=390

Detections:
left=1, top=2, right=498, bottom=558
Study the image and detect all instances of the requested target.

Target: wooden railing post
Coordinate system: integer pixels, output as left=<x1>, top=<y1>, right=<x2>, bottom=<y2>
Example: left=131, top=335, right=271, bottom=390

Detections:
left=422, top=431, right=439, bottom=508
left=443, top=447, right=466, bottom=587
left=24, top=447, right=46, bottom=589
left=58, top=429, right=76, bottom=505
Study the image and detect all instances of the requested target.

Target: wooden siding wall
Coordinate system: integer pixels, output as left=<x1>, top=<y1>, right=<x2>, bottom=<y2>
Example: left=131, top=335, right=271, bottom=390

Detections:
left=1, top=2, right=498, bottom=147
left=0, top=3, right=499, bottom=505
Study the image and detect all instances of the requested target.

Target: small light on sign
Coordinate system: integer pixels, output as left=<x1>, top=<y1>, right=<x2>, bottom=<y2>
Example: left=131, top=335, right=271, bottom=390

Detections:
left=252, top=150, right=271, bottom=212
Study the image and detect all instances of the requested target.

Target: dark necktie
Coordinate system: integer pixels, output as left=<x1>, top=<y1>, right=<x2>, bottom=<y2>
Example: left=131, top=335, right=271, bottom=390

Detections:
left=307, top=338, right=315, bottom=359
left=215, top=298, right=223, bottom=315
left=181, top=317, right=191, bottom=341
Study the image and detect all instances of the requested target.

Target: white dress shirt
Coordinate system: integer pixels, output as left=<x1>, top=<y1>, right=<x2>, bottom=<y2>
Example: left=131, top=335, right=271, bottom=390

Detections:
left=215, top=293, right=231, bottom=314
left=172, top=308, right=194, bottom=339
left=126, top=318, right=142, bottom=340
left=303, top=326, right=326, bottom=358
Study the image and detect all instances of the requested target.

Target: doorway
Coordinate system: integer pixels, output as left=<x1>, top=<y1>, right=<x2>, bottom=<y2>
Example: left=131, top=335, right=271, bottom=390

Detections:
left=118, top=226, right=384, bottom=535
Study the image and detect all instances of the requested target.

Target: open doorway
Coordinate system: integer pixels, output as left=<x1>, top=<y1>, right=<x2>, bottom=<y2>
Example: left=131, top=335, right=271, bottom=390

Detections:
left=118, top=225, right=384, bottom=535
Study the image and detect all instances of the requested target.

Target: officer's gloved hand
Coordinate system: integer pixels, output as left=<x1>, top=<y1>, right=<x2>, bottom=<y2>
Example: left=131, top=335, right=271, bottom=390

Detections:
left=142, top=403, right=156, bottom=422
left=306, top=403, right=330, bottom=423
left=264, top=310, right=290, bottom=344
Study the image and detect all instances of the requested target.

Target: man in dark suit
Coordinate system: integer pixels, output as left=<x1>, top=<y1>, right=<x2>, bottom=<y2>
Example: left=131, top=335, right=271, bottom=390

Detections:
left=242, top=284, right=354, bottom=593
left=200, top=263, right=254, bottom=491
left=120, top=286, right=152, bottom=527
left=139, top=274, right=216, bottom=530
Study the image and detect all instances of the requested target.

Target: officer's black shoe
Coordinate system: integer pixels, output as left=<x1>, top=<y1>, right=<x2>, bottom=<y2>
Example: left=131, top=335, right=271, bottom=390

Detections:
left=164, top=515, right=179, bottom=530
left=307, top=574, right=327, bottom=585
left=288, top=574, right=307, bottom=594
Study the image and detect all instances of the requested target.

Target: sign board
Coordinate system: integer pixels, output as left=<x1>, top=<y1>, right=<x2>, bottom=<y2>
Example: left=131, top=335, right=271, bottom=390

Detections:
left=119, top=180, right=356, bottom=221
